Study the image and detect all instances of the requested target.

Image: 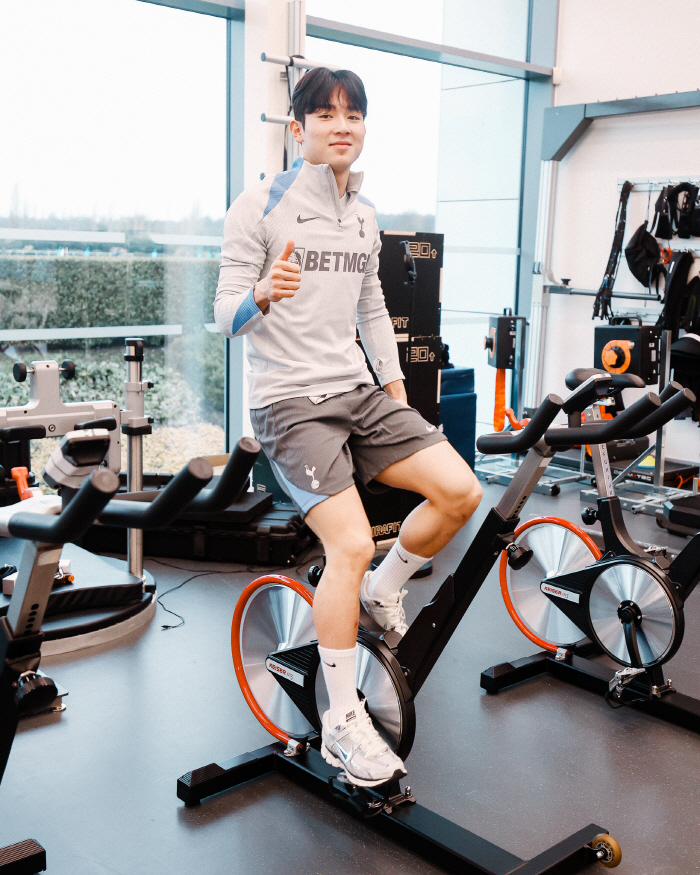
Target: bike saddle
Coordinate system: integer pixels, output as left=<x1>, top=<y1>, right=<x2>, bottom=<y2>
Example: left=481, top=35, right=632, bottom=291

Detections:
left=565, top=367, right=645, bottom=392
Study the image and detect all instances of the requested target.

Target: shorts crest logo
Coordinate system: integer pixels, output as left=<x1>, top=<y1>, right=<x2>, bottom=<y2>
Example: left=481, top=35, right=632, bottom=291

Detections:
left=305, top=465, right=320, bottom=490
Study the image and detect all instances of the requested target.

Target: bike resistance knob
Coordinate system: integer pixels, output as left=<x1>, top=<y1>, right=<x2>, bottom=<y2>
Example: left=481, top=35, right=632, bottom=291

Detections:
left=581, top=507, right=598, bottom=525
left=506, top=543, right=533, bottom=570
left=307, top=565, right=323, bottom=587
left=14, top=672, right=58, bottom=716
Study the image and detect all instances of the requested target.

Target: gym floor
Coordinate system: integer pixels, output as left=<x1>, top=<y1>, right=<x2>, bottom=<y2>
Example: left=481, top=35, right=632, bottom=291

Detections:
left=3, top=480, right=699, bottom=875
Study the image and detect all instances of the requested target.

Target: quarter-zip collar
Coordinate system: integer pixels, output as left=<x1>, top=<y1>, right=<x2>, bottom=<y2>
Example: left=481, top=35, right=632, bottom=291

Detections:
left=301, top=161, right=364, bottom=220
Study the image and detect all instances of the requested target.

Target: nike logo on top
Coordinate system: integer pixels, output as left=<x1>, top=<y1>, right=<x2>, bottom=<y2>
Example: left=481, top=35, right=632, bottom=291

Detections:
left=297, top=215, right=320, bottom=223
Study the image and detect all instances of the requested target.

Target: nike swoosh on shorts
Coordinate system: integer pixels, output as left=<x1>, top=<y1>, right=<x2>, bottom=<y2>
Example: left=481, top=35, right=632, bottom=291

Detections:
left=297, top=215, right=320, bottom=223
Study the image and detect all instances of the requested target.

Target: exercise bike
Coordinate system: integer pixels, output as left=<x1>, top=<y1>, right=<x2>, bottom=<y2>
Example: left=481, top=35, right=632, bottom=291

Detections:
left=0, top=430, right=261, bottom=873
left=173, top=374, right=673, bottom=873
left=482, top=368, right=700, bottom=731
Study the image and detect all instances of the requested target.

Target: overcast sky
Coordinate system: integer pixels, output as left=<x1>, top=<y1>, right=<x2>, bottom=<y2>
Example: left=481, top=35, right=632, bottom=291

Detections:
left=1, top=0, right=447, bottom=227
left=1, top=0, right=228, bottom=223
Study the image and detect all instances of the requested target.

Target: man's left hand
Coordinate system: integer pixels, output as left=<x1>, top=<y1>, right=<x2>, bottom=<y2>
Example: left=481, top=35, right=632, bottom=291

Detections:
left=384, top=379, right=408, bottom=406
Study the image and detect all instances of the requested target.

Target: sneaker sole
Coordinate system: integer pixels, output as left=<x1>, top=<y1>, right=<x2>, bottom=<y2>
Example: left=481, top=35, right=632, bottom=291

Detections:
left=320, top=741, right=407, bottom=788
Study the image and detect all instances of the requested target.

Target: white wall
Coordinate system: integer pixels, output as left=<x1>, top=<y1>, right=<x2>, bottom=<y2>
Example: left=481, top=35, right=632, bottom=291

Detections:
left=555, top=0, right=700, bottom=106
left=542, top=0, right=700, bottom=461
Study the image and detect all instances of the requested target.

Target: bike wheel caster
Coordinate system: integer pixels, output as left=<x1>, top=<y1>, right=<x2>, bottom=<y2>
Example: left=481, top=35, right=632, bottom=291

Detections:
left=550, top=484, right=560, bottom=496
left=590, top=833, right=621, bottom=868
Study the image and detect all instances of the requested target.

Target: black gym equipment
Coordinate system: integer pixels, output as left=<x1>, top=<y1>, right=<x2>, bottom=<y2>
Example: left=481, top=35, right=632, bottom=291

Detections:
left=659, top=490, right=700, bottom=537
left=482, top=371, right=700, bottom=731
left=0, top=433, right=261, bottom=873
left=174, top=375, right=648, bottom=873
left=0, top=340, right=159, bottom=656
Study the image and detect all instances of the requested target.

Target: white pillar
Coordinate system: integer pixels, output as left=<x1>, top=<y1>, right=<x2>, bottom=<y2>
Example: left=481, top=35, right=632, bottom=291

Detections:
left=243, top=0, right=292, bottom=188
left=231, top=0, right=298, bottom=441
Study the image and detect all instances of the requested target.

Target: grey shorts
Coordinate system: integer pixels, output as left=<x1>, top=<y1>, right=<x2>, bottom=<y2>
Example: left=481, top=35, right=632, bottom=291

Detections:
left=250, top=384, right=447, bottom=517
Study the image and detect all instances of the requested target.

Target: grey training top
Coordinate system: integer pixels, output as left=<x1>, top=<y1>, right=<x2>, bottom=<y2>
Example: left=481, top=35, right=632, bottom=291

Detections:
left=214, top=158, right=404, bottom=410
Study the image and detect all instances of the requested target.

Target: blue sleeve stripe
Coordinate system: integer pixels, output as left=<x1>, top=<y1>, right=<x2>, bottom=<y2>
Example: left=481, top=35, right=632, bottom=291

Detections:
left=357, top=194, right=375, bottom=209
left=231, top=287, right=259, bottom=335
left=262, top=161, right=303, bottom=220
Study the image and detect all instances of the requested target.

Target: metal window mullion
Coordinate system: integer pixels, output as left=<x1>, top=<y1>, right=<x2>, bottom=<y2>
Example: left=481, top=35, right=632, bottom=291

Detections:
left=305, top=17, right=552, bottom=80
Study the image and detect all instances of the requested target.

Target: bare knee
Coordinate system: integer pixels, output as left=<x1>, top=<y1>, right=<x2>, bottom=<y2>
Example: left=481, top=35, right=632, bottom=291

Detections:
left=436, top=473, right=482, bottom=528
left=325, top=532, right=375, bottom=578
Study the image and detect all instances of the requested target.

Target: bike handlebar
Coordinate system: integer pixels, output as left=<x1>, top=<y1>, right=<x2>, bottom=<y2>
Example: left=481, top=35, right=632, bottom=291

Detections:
left=97, top=457, right=213, bottom=529
left=543, top=393, right=660, bottom=448
left=476, top=395, right=563, bottom=455
left=626, top=387, right=696, bottom=439
left=8, top=467, right=120, bottom=544
left=186, top=437, right=261, bottom=513
left=658, top=380, right=684, bottom=404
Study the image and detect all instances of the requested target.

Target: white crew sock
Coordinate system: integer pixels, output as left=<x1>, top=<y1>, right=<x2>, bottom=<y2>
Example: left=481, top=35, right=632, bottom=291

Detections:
left=367, top=539, right=431, bottom=601
left=318, top=644, right=361, bottom=728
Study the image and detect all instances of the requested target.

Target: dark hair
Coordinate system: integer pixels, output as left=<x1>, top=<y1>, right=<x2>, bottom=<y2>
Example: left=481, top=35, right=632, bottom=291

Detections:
left=292, top=67, right=367, bottom=124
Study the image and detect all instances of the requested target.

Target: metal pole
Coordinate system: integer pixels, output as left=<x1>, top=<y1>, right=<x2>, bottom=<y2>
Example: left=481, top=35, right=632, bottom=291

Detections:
left=285, top=0, right=305, bottom=167
left=653, top=330, right=671, bottom=492
left=511, top=317, right=526, bottom=420
left=123, top=338, right=152, bottom=582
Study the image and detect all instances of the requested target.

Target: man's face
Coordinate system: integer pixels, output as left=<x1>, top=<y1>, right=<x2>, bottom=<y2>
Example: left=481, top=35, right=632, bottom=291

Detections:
left=291, top=88, right=365, bottom=172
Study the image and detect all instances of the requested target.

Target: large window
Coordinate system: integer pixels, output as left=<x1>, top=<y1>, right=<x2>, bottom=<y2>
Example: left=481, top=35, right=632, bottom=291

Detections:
left=306, top=0, right=529, bottom=59
left=305, top=37, right=441, bottom=229
left=0, top=0, right=227, bottom=475
left=307, top=29, right=527, bottom=425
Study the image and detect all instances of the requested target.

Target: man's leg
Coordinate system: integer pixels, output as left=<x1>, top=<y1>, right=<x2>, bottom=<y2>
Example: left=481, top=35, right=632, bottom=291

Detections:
left=364, top=441, right=482, bottom=612
left=374, top=440, right=482, bottom=556
left=306, top=484, right=375, bottom=650
left=305, top=485, right=407, bottom=784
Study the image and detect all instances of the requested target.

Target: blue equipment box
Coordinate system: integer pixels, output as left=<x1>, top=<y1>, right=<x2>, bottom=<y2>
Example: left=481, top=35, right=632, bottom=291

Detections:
left=439, top=368, right=476, bottom=470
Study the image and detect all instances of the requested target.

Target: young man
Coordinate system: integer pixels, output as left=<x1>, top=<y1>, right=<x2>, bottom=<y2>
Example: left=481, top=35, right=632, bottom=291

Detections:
left=215, top=67, right=482, bottom=787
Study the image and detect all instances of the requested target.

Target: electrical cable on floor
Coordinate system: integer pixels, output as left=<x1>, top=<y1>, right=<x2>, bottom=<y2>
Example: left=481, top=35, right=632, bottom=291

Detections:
left=149, top=559, right=223, bottom=630
left=148, top=543, right=323, bottom=631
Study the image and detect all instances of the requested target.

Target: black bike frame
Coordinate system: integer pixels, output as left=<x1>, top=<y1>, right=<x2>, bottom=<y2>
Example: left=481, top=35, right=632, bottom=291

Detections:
left=483, top=401, right=700, bottom=733
left=586, top=404, right=700, bottom=599
left=397, top=441, right=558, bottom=698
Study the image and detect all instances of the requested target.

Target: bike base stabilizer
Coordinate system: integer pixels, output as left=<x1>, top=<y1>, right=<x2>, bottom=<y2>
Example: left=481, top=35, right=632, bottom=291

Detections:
left=177, top=743, right=609, bottom=875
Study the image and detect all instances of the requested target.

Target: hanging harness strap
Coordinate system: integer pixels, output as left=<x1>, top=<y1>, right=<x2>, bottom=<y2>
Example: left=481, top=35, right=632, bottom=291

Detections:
left=593, top=181, right=633, bottom=320
left=656, top=250, right=694, bottom=342
left=674, top=183, right=699, bottom=239
left=681, top=276, right=700, bottom=335
left=650, top=185, right=674, bottom=238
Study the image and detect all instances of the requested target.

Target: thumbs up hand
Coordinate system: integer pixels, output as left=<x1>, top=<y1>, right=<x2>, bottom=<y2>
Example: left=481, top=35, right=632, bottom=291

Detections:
left=254, top=239, right=301, bottom=311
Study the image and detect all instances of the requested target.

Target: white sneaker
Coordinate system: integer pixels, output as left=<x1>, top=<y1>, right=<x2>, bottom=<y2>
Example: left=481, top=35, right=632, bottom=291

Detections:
left=321, top=700, right=407, bottom=787
left=360, top=571, right=408, bottom=637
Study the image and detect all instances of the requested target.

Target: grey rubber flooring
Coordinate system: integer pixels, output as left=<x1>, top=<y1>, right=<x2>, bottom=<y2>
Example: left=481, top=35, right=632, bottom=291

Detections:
left=2, top=480, right=699, bottom=874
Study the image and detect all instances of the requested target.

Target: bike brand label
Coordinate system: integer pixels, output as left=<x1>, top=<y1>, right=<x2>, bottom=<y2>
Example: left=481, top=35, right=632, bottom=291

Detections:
left=265, top=658, right=305, bottom=687
left=540, top=582, right=580, bottom=603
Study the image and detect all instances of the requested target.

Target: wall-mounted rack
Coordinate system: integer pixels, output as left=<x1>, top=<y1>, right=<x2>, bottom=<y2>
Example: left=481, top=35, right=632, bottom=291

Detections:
left=617, top=176, right=700, bottom=192
left=547, top=285, right=662, bottom=302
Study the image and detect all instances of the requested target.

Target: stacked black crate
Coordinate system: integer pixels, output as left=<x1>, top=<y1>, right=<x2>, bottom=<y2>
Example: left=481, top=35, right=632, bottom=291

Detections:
left=357, top=232, right=443, bottom=542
